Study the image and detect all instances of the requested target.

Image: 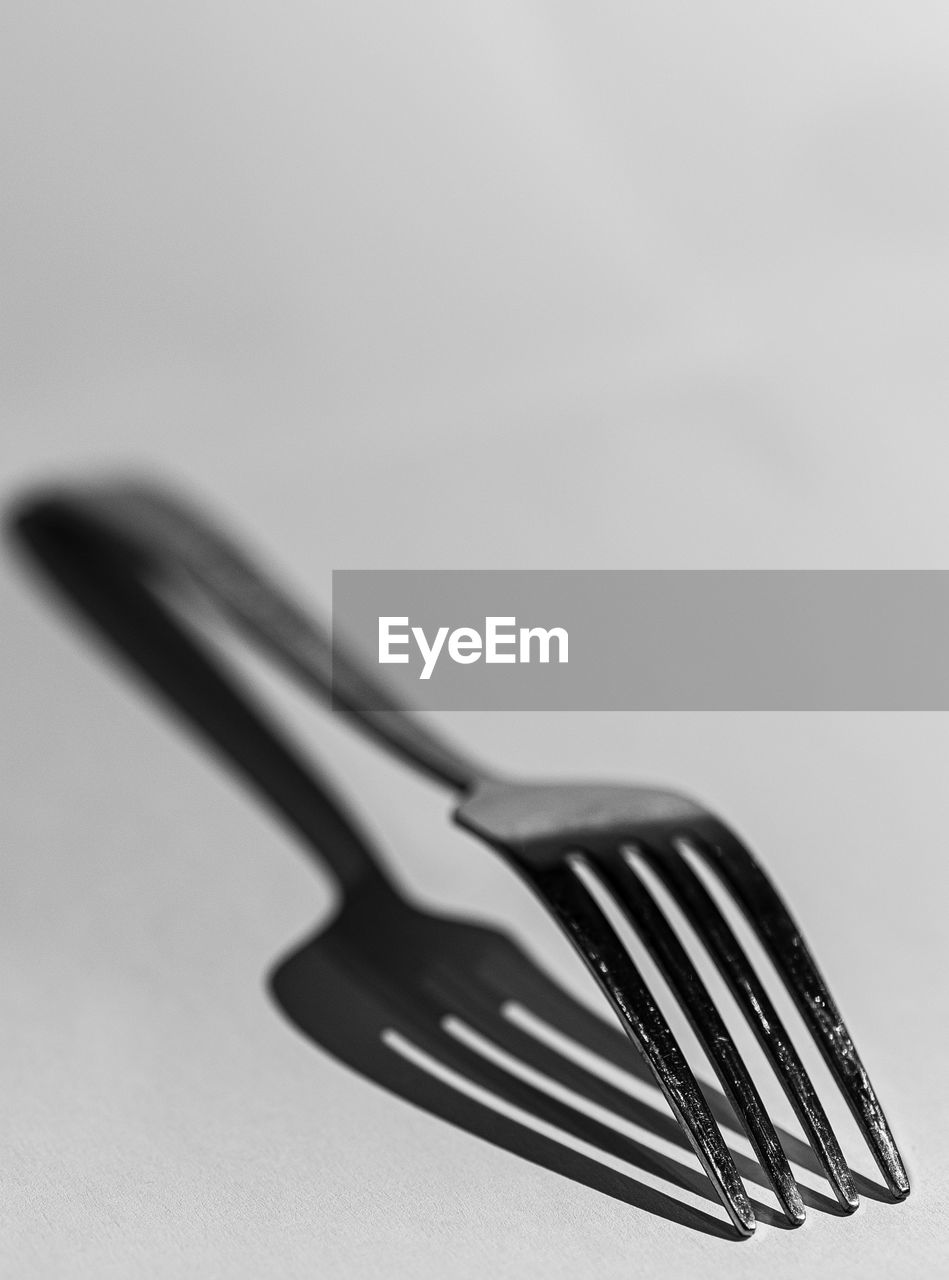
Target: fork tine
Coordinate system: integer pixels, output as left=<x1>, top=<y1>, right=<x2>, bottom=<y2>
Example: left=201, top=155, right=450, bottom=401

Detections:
left=584, top=849, right=806, bottom=1225
left=522, top=860, right=757, bottom=1236
left=688, top=821, right=910, bottom=1200
left=636, top=837, right=859, bottom=1212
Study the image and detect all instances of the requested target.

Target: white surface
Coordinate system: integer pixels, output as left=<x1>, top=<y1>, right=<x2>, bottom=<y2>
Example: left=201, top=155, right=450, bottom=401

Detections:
left=3, top=3, right=949, bottom=1275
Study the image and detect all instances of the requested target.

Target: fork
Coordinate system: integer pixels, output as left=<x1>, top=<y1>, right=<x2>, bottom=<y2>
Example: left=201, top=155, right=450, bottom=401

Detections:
left=14, top=478, right=910, bottom=1235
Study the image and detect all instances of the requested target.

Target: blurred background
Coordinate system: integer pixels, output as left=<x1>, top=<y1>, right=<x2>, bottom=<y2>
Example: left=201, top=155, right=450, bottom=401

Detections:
left=3, top=4, right=949, bottom=1277
left=4, top=1, right=949, bottom=573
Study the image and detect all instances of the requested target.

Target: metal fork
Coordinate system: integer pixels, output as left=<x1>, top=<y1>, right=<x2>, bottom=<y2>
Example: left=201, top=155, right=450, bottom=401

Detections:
left=15, top=478, right=909, bottom=1235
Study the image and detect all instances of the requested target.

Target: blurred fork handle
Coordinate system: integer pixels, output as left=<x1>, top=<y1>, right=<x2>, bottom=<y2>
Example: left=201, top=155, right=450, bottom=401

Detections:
left=18, top=479, right=487, bottom=793
left=12, top=493, right=396, bottom=899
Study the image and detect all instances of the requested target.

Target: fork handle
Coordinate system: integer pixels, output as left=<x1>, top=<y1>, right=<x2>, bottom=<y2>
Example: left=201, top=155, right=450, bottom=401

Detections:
left=14, top=497, right=395, bottom=896
left=14, top=480, right=488, bottom=794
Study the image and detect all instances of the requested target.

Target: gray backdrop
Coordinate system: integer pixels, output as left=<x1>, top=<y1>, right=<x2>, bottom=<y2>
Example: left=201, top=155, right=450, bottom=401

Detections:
left=3, top=3, right=948, bottom=1277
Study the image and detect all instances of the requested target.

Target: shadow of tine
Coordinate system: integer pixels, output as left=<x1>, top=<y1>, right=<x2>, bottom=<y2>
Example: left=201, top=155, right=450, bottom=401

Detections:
left=269, top=921, right=743, bottom=1238
left=8, top=494, right=856, bottom=1238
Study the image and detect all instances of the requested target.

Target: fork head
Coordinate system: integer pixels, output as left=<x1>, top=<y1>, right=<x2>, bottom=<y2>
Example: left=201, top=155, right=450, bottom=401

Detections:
left=455, top=779, right=909, bottom=1232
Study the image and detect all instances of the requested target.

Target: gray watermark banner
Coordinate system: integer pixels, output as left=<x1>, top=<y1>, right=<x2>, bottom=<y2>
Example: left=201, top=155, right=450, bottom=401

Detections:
left=331, top=570, right=949, bottom=711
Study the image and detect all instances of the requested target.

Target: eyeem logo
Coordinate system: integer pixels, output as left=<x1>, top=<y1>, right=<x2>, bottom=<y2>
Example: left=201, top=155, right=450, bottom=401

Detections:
left=379, top=616, right=569, bottom=680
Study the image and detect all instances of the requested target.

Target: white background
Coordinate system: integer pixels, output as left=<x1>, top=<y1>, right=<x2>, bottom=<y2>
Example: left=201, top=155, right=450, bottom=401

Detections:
left=3, top=3, right=948, bottom=1275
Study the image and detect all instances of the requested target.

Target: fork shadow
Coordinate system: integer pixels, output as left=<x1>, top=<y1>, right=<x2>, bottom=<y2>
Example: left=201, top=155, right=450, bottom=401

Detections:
left=270, top=883, right=847, bottom=1239
left=10, top=497, right=880, bottom=1242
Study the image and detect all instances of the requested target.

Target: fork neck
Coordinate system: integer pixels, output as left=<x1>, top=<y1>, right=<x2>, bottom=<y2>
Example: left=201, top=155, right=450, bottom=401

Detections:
left=329, top=697, right=490, bottom=795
